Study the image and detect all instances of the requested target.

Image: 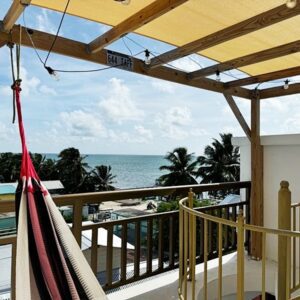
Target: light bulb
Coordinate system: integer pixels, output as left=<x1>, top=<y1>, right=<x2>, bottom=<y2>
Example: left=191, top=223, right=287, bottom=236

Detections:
left=284, top=79, right=289, bottom=90
left=52, top=71, right=60, bottom=81
left=114, top=0, right=131, bottom=5
left=45, top=66, right=60, bottom=81
left=286, top=0, right=297, bottom=8
left=144, top=49, right=151, bottom=65
left=216, top=70, right=221, bottom=82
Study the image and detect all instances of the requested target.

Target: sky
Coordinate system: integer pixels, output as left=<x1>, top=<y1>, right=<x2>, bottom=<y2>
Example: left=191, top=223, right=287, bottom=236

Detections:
left=1, top=1, right=300, bottom=156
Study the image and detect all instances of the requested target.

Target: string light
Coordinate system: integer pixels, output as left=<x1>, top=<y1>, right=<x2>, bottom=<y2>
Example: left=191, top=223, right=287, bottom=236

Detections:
left=216, top=70, right=221, bottom=82
left=286, top=0, right=297, bottom=8
left=45, top=66, right=60, bottom=81
left=284, top=79, right=290, bottom=90
left=114, top=0, right=131, bottom=5
left=144, top=49, right=151, bottom=65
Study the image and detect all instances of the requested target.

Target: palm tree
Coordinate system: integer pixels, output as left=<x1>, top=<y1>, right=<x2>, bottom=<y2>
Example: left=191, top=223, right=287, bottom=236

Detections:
left=91, top=165, right=116, bottom=191
left=56, top=148, right=89, bottom=193
left=156, top=147, right=198, bottom=186
left=0, top=152, right=22, bottom=182
left=196, top=133, right=240, bottom=185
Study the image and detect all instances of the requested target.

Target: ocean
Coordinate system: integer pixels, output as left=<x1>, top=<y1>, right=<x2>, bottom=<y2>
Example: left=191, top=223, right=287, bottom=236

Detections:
left=45, top=154, right=166, bottom=189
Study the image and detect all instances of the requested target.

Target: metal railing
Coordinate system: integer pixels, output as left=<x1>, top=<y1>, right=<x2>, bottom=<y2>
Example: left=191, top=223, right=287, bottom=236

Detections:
left=291, top=201, right=300, bottom=295
left=0, top=181, right=250, bottom=294
left=178, top=182, right=300, bottom=300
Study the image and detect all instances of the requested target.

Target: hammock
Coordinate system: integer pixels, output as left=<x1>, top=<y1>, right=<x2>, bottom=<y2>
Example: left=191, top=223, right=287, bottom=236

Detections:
left=13, top=83, right=107, bottom=299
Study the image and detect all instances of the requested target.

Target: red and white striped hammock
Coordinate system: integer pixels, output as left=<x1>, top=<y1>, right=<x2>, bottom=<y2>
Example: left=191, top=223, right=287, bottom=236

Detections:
left=14, top=83, right=107, bottom=299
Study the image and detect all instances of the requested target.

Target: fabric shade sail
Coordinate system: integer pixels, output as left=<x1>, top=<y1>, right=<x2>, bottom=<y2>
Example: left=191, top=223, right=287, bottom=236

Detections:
left=30, top=0, right=300, bottom=76
left=14, top=84, right=106, bottom=299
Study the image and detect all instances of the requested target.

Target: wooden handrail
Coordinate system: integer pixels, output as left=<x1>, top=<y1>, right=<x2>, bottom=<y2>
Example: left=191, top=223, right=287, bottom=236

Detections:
left=0, top=181, right=251, bottom=213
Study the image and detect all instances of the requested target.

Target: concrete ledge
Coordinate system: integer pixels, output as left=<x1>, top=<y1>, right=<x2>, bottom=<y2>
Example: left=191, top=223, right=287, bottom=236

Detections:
left=233, top=133, right=300, bottom=147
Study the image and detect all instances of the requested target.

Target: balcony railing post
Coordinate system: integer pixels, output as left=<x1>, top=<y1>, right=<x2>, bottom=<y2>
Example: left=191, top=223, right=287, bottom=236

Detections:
left=237, top=209, right=245, bottom=300
left=278, top=180, right=291, bottom=300
left=188, top=188, right=194, bottom=282
left=72, top=201, right=83, bottom=245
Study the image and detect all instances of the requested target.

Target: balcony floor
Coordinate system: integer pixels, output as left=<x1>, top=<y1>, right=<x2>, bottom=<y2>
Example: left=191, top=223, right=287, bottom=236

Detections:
left=107, top=252, right=279, bottom=300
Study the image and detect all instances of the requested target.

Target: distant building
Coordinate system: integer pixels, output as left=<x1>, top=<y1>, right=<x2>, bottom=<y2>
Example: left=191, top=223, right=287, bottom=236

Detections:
left=111, top=208, right=150, bottom=220
left=111, top=209, right=151, bottom=245
left=0, top=181, right=65, bottom=235
left=0, top=180, right=64, bottom=201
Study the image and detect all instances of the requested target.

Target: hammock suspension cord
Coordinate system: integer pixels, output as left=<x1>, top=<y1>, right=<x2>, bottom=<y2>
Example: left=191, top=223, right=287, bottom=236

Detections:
left=9, top=26, right=22, bottom=124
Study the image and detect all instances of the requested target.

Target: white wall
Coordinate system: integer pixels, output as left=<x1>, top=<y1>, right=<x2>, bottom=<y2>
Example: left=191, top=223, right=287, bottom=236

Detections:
left=233, top=134, right=300, bottom=262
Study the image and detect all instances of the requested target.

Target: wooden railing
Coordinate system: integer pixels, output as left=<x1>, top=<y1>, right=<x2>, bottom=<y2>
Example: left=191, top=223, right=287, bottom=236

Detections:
left=0, top=181, right=250, bottom=294
left=178, top=181, right=300, bottom=300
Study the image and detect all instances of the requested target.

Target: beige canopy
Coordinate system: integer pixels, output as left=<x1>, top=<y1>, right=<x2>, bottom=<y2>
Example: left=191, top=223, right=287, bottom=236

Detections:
left=30, top=0, right=300, bottom=76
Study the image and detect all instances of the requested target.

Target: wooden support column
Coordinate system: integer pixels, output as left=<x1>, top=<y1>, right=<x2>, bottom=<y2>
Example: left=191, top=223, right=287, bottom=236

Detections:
left=250, top=93, right=263, bottom=259
left=223, top=94, right=251, bottom=140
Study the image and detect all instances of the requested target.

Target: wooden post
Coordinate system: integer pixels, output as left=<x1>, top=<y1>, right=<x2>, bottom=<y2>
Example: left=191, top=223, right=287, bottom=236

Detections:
left=278, top=181, right=291, bottom=300
left=250, top=94, right=263, bottom=259
left=72, top=202, right=83, bottom=245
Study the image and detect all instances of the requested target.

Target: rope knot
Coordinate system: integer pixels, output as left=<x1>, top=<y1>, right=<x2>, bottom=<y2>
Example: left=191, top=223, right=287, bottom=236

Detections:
left=11, top=79, right=22, bottom=91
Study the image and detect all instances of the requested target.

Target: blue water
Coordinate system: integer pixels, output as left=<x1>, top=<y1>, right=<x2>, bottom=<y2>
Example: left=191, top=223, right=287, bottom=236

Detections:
left=45, top=154, right=166, bottom=189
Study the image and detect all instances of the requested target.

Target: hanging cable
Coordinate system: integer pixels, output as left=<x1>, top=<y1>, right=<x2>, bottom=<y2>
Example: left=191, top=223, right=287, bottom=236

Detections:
left=122, top=37, right=133, bottom=56
left=44, top=0, right=71, bottom=66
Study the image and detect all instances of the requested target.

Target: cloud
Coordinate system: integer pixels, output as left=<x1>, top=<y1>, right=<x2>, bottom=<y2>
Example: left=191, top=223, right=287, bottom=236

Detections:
left=155, top=106, right=192, bottom=139
left=283, top=112, right=300, bottom=133
left=58, top=110, right=107, bottom=138
left=36, top=9, right=57, bottom=34
left=190, top=128, right=208, bottom=137
left=0, top=86, right=11, bottom=97
left=151, top=80, right=175, bottom=94
left=19, top=66, right=41, bottom=97
left=99, top=78, right=144, bottom=123
left=169, top=54, right=204, bottom=72
left=134, top=125, right=153, bottom=142
left=0, top=121, right=15, bottom=140
left=39, top=85, right=57, bottom=96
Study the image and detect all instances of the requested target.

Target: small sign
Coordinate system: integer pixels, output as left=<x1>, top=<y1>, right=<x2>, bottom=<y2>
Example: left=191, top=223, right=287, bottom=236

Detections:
left=107, top=50, right=133, bottom=71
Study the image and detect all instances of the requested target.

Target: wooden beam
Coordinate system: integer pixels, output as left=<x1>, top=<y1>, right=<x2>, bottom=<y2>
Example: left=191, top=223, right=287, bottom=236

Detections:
left=88, top=0, right=187, bottom=54
left=224, top=66, right=300, bottom=88
left=149, top=3, right=300, bottom=68
left=2, top=0, right=31, bottom=33
left=223, top=94, right=251, bottom=140
left=0, top=24, right=252, bottom=99
left=259, top=82, right=300, bottom=99
left=250, top=94, right=263, bottom=259
left=189, top=40, right=300, bottom=79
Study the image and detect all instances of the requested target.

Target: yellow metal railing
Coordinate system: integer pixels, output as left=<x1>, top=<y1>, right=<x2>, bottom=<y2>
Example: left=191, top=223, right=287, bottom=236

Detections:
left=291, top=202, right=300, bottom=294
left=178, top=182, right=300, bottom=300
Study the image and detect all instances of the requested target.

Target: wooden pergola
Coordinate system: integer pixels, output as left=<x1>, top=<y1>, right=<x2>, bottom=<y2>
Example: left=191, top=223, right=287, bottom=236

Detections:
left=1, top=0, right=300, bottom=258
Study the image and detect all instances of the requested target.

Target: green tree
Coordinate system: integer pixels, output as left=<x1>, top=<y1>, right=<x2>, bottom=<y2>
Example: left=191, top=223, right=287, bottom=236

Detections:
left=0, top=152, right=22, bottom=182
left=156, top=147, right=198, bottom=187
left=31, top=153, right=58, bottom=180
left=56, top=148, right=89, bottom=193
left=91, top=165, right=116, bottom=191
left=196, top=133, right=240, bottom=194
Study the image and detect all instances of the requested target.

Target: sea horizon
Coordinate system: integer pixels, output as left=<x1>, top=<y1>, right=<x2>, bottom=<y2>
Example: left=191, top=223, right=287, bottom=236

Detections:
left=45, top=153, right=167, bottom=189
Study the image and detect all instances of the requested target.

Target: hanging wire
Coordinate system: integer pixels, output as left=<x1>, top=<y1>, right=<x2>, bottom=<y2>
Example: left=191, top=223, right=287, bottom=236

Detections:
left=122, top=37, right=133, bottom=56
left=44, top=0, right=71, bottom=66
